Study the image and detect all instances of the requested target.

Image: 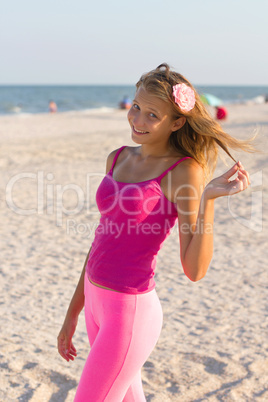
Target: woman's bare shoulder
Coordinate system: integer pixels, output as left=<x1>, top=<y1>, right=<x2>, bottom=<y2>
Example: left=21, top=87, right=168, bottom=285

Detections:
left=106, top=148, right=120, bottom=173
left=106, top=146, right=135, bottom=173
left=170, top=158, right=205, bottom=196
left=176, top=158, right=204, bottom=182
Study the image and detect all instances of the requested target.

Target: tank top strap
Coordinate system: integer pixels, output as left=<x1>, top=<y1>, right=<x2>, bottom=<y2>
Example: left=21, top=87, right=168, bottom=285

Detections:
left=110, top=146, right=127, bottom=172
left=157, top=156, right=192, bottom=180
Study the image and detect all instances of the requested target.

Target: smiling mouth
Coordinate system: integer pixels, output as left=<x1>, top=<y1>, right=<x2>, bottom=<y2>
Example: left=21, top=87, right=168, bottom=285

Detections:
left=133, top=126, right=149, bottom=135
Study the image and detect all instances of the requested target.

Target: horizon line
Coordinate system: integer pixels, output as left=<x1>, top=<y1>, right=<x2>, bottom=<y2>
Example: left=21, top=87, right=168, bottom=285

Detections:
left=1, top=83, right=268, bottom=87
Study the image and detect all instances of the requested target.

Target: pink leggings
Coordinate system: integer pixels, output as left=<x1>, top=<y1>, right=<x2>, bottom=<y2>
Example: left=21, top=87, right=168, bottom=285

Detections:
left=74, top=275, right=163, bottom=401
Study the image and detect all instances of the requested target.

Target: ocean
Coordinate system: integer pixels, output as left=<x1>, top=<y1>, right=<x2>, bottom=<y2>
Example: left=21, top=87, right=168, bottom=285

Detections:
left=0, top=85, right=267, bottom=115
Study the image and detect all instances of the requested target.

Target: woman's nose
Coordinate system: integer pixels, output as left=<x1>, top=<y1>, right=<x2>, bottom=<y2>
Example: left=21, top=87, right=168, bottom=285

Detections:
left=131, top=112, right=145, bottom=128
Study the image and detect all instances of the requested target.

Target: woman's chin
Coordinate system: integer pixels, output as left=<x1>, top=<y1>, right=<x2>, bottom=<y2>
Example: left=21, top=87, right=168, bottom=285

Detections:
left=131, top=132, right=149, bottom=144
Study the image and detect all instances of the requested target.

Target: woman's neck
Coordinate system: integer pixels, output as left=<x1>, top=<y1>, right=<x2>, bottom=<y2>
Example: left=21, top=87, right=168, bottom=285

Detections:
left=137, top=143, right=180, bottom=160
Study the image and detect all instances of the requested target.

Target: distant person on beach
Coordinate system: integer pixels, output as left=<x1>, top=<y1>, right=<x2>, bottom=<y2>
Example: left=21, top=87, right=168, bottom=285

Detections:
left=216, top=105, right=228, bottom=120
left=49, top=100, right=57, bottom=113
left=119, top=95, right=132, bottom=110
left=58, top=63, right=254, bottom=401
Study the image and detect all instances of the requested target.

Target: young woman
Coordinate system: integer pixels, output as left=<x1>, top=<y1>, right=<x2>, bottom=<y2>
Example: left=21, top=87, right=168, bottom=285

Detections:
left=57, top=64, right=252, bottom=401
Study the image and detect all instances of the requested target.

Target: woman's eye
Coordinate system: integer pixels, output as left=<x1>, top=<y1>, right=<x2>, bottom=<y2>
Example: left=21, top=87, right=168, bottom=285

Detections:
left=149, top=113, right=157, bottom=118
left=133, top=104, right=140, bottom=110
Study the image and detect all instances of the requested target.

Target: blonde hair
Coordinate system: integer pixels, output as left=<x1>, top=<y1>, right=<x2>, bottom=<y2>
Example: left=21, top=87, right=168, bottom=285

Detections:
left=136, top=63, right=255, bottom=179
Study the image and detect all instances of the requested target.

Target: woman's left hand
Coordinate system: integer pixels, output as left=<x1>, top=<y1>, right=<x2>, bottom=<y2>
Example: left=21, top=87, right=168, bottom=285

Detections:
left=204, top=161, right=250, bottom=200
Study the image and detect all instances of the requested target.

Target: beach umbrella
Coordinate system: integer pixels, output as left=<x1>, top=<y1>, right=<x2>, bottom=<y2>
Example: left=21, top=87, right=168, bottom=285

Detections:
left=200, top=93, right=223, bottom=107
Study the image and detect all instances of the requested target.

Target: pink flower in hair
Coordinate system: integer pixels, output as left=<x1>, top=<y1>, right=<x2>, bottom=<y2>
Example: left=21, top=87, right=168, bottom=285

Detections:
left=172, top=83, right=195, bottom=112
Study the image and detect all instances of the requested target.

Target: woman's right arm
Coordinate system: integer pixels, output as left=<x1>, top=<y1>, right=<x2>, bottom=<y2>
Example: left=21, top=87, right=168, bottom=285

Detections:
left=57, top=247, right=91, bottom=362
left=57, top=148, right=120, bottom=361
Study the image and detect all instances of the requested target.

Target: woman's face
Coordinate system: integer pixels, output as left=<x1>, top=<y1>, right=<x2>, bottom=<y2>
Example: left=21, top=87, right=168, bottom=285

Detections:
left=127, top=86, right=184, bottom=146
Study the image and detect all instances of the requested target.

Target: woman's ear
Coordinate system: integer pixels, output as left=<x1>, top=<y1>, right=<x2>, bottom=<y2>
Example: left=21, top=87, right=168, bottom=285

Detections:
left=171, top=116, right=186, bottom=132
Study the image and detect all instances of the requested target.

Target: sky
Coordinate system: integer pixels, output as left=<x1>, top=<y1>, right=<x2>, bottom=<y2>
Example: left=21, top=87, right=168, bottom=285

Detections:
left=0, top=0, right=267, bottom=85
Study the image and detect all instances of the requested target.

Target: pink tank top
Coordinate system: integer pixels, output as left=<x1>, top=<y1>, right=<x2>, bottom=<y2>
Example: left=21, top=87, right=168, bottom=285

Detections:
left=86, top=146, right=191, bottom=294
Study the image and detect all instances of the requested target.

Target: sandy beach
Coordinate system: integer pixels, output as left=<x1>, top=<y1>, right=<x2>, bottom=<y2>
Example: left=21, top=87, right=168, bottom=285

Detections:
left=0, top=103, right=267, bottom=401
